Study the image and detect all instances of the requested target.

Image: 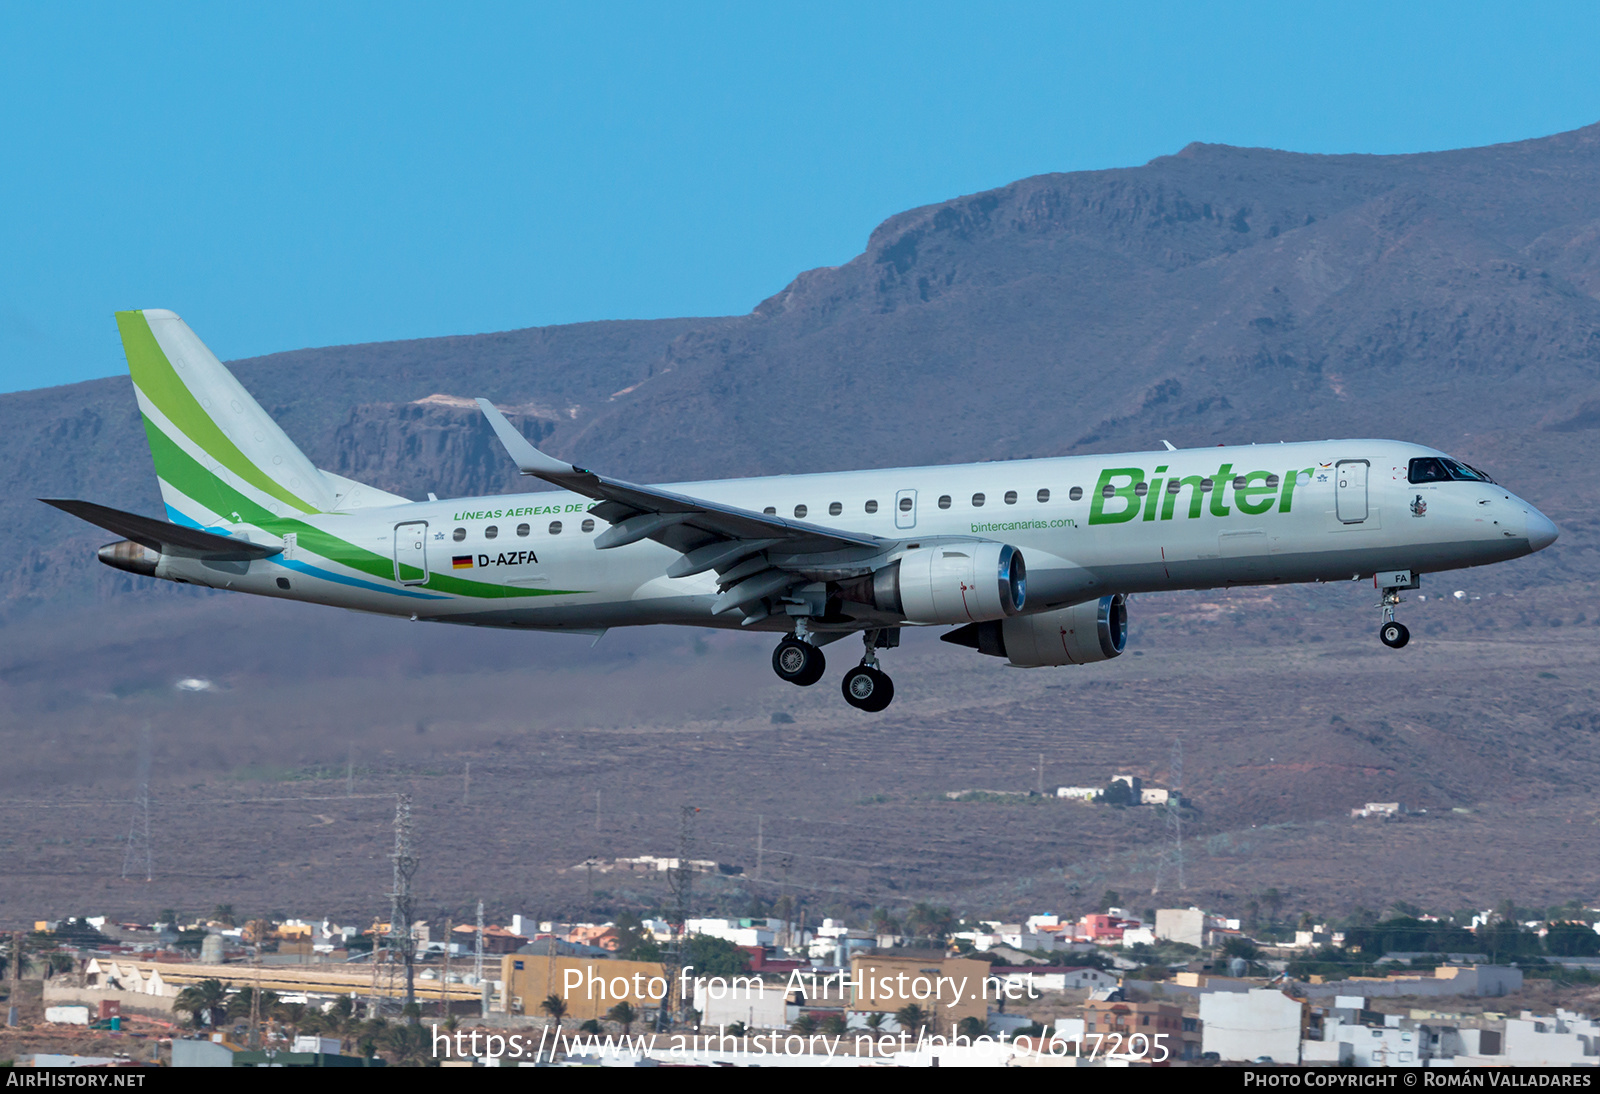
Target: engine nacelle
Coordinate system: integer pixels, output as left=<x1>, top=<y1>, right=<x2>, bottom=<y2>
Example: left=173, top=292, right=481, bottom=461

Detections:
left=97, top=539, right=160, bottom=577
left=848, top=542, right=1026, bottom=624
left=943, top=594, right=1127, bottom=667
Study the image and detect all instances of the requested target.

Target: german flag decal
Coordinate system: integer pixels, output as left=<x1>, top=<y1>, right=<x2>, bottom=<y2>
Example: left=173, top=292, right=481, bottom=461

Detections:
left=452, top=555, right=473, bottom=569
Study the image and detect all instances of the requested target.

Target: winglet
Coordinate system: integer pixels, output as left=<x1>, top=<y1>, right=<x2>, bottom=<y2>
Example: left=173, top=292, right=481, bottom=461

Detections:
left=475, top=399, right=577, bottom=478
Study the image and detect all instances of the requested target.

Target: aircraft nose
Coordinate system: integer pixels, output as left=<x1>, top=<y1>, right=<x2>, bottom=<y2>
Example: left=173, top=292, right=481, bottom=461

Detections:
left=1526, top=509, right=1559, bottom=552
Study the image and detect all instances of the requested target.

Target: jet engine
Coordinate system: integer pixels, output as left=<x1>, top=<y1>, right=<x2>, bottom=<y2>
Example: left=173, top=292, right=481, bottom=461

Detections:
left=839, top=542, right=1026, bottom=624
left=942, top=594, right=1127, bottom=667
left=97, top=539, right=160, bottom=577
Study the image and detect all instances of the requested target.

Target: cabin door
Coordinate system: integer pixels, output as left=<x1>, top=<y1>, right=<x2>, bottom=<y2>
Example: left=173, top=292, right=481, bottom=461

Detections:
left=1335, top=460, right=1369, bottom=524
left=393, top=521, right=430, bottom=585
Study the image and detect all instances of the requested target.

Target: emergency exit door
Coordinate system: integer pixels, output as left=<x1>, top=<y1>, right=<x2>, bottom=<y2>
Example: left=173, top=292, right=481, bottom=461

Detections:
left=895, top=489, right=918, bottom=529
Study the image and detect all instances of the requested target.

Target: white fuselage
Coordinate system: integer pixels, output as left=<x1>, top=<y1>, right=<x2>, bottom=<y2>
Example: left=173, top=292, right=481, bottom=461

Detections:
left=151, top=438, right=1556, bottom=635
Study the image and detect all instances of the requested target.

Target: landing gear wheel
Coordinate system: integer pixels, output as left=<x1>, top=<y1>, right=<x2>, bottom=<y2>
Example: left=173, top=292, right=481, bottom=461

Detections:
left=841, top=665, right=895, bottom=712
left=773, top=638, right=825, bottom=686
left=1379, top=621, right=1410, bottom=649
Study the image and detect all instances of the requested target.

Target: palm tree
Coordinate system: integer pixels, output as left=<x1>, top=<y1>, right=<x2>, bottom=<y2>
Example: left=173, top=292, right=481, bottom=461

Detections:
left=904, top=903, right=955, bottom=947
left=326, top=996, right=357, bottom=1053
left=540, top=994, right=567, bottom=1032
left=819, top=1013, right=848, bottom=1037
left=864, top=1012, right=886, bottom=1034
left=956, top=1015, right=989, bottom=1040
left=606, top=1001, right=638, bottom=1035
left=379, top=1022, right=431, bottom=1066
left=225, top=986, right=278, bottom=1022
left=174, top=979, right=229, bottom=1029
left=895, top=1003, right=930, bottom=1038
left=355, top=1017, right=388, bottom=1059
left=791, top=1014, right=819, bottom=1036
left=271, top=1001, right=307, bottom=1043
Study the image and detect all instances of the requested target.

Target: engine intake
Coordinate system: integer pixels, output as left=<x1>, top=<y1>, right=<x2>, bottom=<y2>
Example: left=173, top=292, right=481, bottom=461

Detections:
left=841, top=543, right=1025, bottom=624
left=942, top=594, right=1128, bottom=667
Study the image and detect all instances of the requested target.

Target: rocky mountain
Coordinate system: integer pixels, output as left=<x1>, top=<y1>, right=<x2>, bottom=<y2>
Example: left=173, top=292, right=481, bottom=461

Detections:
left=6, top=124, right=1600, bottom=923
left=11, top=123, right=1600, bottom=616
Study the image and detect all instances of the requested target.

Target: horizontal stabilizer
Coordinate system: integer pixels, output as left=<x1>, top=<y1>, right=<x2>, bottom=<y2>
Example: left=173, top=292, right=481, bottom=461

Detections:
left=40, top=499, right=282, bottom=560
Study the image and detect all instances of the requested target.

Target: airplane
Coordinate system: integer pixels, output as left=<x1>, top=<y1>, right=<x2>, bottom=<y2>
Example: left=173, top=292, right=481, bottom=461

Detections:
left=45, top=309, right=1559, bottom=712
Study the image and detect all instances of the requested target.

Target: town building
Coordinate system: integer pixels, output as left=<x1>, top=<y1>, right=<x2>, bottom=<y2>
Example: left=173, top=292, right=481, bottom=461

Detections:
left=1199, top=988, right=1306, bottom=1063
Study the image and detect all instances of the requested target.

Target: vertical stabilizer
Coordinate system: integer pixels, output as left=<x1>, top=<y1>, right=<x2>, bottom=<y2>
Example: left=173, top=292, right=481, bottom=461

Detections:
left=115, top=309, right=335, bottom=529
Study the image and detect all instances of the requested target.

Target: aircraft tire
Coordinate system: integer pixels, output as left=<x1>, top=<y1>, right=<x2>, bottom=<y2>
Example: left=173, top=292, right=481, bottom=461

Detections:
left=1379, top=621, right=1410, bottom=649
left=841, top=666, right=894, bottom=712
left=773, top=638, right=825, bottom=686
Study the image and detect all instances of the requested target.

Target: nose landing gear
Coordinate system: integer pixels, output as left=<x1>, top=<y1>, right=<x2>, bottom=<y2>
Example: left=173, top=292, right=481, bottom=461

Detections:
left=1375, top=569, right=1419, bottom=649
left=841, top=629, right=897, bottom=712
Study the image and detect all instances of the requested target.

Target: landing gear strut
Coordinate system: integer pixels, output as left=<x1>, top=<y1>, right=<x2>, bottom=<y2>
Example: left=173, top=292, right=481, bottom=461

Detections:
left=1375, top=569, right=1419, bottom=649
left=841, top=630, right=896, bottom=712
left=772, top=636, right=825, bottom=686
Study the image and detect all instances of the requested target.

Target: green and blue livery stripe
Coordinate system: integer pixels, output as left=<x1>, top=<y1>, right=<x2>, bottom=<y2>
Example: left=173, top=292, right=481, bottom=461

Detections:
left=117, top=310, right=321, bottom=515
left=147, top=423, right=582, bottom=600
left=163, top=506, right=446, bottom=600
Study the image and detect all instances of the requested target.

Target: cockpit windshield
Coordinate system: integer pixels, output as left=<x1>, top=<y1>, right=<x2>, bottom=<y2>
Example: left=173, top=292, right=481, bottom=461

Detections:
left=1408, top=457, right=1496, bottom=485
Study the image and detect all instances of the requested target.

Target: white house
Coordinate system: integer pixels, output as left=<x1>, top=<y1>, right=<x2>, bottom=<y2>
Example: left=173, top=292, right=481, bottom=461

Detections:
left=1200, top=989, right=1304, bottom=1064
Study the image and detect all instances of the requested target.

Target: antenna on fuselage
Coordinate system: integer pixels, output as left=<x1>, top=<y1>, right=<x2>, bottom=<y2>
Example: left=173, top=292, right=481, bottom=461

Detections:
left=1160, top=440, right=1177, bottom=452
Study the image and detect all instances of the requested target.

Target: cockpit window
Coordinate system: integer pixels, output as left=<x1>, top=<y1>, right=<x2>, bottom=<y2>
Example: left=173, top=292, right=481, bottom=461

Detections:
left=1408, top=458, right=1451, bottom=484
left=1408, top=457, right=1496, bottom=485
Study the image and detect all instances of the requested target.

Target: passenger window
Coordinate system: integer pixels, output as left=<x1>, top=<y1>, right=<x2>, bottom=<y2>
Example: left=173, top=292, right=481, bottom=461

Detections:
left=899, top=497, right=913, bottom=512
left=485, top=525, right=499, bottom=540
left=453, top=527, right=466, bottom=542
left=972, top=493, right=986, bottom=507
left=1069, top=487, right=1083, bottom=501
left=581, top=518, right=594, bottom=533
left=1037, top=489, right=1050, bottom=503
left=829, top=502, right=842, bottom=516
left=548, top=521, right=562, bottom=535
left=1004, top=490, right=1018, bottom=505
left=1133, top=483, right=1149, bottom=497
left=1233, top=476, right=1246, bottom=489
left=1101, top=484, right=1116, bottom=498
left=938, top=495, right=952, bottom=509
left=794, top=504, right=807, bottom=518
left=1167, top=481, right=1181, bottom=494
left=1199, top=478, right=1214, bottom=492
left=516, top=523, right=530, bottom=537
left=763, top=506, right=777, bottom=515
left=864, top=499, right=878, bottom=513
left=1266, top=474, right=1280, bottom=489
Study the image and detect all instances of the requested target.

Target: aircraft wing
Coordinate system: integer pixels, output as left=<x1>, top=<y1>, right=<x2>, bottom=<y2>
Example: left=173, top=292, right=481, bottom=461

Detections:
left=477, top=400, right=891, bottom=621
left=40, top=499, right=282, bottom=560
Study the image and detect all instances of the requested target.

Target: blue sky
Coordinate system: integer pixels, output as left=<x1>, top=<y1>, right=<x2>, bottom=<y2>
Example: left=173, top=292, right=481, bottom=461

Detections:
left=4, top=2, right=1600, bottom=393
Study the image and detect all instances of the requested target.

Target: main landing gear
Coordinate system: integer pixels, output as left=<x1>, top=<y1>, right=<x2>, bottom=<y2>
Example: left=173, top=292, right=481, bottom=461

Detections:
left=770, top=628, right=899, bottom=712
left=841, top=630, right=896, bottom=713
left=1375, top=569, right=1420, bottom=649
left=772, top=636, right=826, bottom=686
